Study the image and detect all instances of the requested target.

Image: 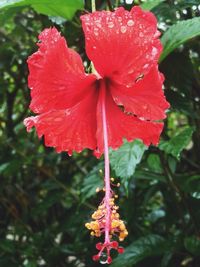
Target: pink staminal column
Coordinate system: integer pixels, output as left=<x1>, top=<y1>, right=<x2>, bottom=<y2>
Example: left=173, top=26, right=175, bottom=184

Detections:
left=86, top=79, right=127, bottom=265
left=101, top=81, right=112, bottom=246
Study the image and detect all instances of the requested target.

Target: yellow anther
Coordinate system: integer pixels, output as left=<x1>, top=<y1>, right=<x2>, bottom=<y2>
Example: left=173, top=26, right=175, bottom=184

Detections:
left=111, top=220, right=120, bottom=228
left=119, top=223, right=126, bottom=231
left=103, top=187, right=105, bottom=192
left=114, top=194, right=118, bottom=198
left=111, top=177, right=115, bottom=182
left=92, top=214, right=96, bottom=219
left=96, top=187, right=100, bottom=193
left=117, top=183, right=120, bottom=187
left=99, top=169, right=103, bottom=174
left=115, top=213, right=119, bottom=218
left=92, top=222, right=99, bottom=230
left=124, top=230, right=128, bottom=235
left=90, top=231, right=95, bottom=236
left=119, top=233, right=126, bottom=239
left=85, top=223, right=91, bottom=229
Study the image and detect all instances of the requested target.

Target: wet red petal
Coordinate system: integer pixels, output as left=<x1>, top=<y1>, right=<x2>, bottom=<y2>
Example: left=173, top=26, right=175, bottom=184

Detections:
left=28, top=27, right=96, bottom=113
left=96, top=85, right=163, bottom=157
left=111, top=66, right=170, bottom=120
left=24, top=90, right=98, bottom=154
left=81, top=6, right=162, bottom=87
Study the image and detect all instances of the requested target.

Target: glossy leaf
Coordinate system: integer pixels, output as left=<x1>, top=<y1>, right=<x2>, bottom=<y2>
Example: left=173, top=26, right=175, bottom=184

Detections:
left=110, top=140, right=147, bottom=179
left=80, top=162, right=104, bottom=202
left=184, top=236, right=200, bottom=256
left=159, top=127, right=194, bottom=159
left=112, top=234, right=168, bottom=267
left=160, top=17, right=200, bottom=61
left=0, top=0, right=83, bottom=20
left=141, top=0, right=164, bottom=11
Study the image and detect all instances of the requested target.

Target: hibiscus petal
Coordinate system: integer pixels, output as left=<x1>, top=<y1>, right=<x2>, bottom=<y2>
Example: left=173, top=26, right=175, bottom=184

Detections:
left=95, top=85, right=163, bottom=157
left=111, top=66, right=170, bottom=121
left=24, top=89, right=98, bottom=154
left=81, top=6, right=162, bottom=86
left=28, top=27, right=96, bottom=113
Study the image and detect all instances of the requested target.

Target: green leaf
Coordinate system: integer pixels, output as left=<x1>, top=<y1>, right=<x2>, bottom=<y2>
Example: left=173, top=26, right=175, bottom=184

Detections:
left=0, top=240, right=15, bottom=253
left=160, top=17, right=200, bottom=61
left=0, top=162, right=10, bottom=174
left=159, top=127, right=194, bottom=159
left=110, top=140, right=147, bottom=180
left=147, top=153, right=163, bottom=173
left=134, top=169, right=165, bottom=182
left=0, top=0, right=83, bottom=20
left=184, top=236, right=200, bottom=256
left=112, top=234, right=168, bottom=267
left=80, top=162, right=104, bottom=202
left=26, top=261, right=37, bottom=267
left=175, top=174, right=200, bottom=193
left=141, top=0, right=164, bottom=10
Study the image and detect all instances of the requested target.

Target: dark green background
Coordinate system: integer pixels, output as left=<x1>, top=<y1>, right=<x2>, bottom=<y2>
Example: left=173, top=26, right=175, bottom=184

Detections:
left=0, top=0, right=200, bottom=266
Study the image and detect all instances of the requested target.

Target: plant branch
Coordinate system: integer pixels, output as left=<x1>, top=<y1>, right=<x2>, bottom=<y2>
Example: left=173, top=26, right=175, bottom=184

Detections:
left=106, top=0, right=113, bottom=11
left=160, top=152, right=200, bottom=236
left=91, top=0, right=96, bottom=12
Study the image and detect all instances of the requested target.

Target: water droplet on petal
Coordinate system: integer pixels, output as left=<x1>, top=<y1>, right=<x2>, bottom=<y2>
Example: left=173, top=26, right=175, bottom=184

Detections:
left=94, top=28, right=99, bottom=36
left=120, top=26, right=127, bottom=33
left=139, top=32, right=144, bottom=37
left=99, top=252, right=108, bottom=264
left=152, top=47, right=158, bottom=56
left=127, top=19, right=134, bottom=26
left=65, top=110, right=71, bottom=116
left=108, top=21, right=114, bottom=28
left=95, top=20, right=101, bottom=27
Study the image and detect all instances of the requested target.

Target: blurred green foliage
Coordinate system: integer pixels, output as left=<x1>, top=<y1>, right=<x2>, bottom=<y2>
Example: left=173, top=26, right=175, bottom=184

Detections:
left=0, top=0, right=200, bottom=266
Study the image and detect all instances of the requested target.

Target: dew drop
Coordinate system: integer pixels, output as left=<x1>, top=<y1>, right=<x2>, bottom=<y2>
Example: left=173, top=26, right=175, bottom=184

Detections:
left=120, top=26, right=127, bottom=33
left=152, top=47, right=158, bottom=56
left=99, top=252, right=108, bottom=264
left=139, top=32, right=144, bottom=37
left=127, top=19, right=134, bottom=26
left=65, top=110, right=71, bottom=116
left=108, top=22, right=114, bottom=29
left=96, top=23, right=101, bottom=28
left=94, top=27, right=99, bottom=36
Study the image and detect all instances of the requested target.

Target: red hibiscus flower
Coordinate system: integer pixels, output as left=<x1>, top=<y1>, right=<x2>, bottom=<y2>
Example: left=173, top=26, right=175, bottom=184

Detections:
left=24, top=6, right=169, bottom=264
left=24, top=6, right=169, bottom=158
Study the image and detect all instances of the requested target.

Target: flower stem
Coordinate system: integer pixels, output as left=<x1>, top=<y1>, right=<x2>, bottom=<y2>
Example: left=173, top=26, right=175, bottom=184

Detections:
left=101, top=84, right=111, bottom=243
left=91, top=0, right=96, bottom=12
